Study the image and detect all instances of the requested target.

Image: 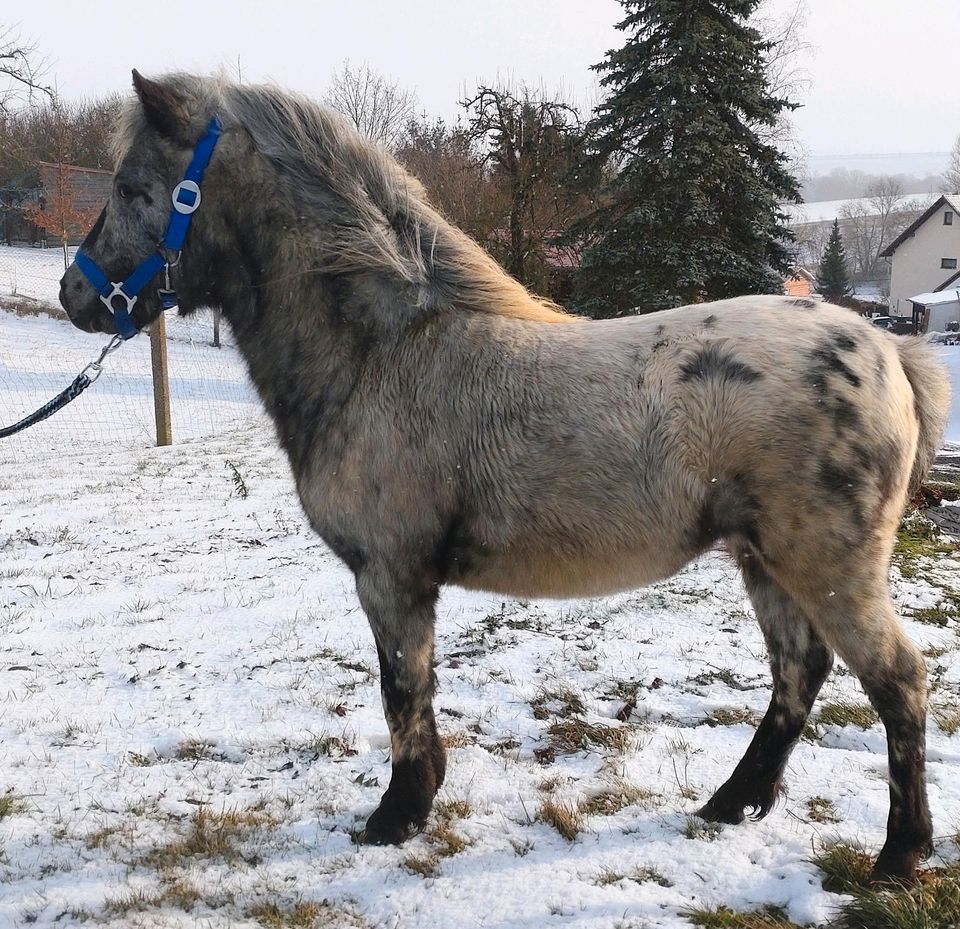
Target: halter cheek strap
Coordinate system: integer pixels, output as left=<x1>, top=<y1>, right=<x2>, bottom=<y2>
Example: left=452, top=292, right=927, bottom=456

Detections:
left=73, top=116, right=223, bottom=340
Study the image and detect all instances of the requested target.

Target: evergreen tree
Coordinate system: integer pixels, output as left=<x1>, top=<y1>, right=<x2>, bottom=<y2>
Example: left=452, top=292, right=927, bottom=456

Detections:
left=567, top=0, right=801, bottom=317
left=815, top=219, right=852, bottom=302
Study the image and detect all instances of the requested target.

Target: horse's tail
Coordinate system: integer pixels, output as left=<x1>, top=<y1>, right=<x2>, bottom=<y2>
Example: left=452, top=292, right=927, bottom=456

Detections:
left=895, top=336, right=952, bottom=497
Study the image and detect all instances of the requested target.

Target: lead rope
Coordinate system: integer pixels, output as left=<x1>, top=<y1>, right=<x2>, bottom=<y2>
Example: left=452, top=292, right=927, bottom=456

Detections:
left=0, top=334, right=123, bottom=439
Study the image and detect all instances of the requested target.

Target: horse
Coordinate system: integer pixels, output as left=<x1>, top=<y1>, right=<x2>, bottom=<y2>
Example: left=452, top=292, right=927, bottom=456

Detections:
left=59, top=70, right=951, bottom=882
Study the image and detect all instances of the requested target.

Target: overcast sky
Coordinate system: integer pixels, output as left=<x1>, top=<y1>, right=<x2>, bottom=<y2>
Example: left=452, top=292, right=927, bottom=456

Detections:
left=10, top=0, right=960, bottom=158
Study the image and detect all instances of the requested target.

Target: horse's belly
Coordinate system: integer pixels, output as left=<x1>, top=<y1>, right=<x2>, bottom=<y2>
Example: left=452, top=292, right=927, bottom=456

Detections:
left=453, top=544, right=689, bottom=600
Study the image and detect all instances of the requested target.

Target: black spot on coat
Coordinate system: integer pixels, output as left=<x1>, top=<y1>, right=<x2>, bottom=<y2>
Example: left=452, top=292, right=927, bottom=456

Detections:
left=680, top=345, right=762, bottom=384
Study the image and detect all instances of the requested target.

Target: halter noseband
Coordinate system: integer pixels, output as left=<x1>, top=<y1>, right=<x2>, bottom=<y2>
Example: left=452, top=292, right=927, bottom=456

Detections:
left=72, top=116, right=223, bottom=340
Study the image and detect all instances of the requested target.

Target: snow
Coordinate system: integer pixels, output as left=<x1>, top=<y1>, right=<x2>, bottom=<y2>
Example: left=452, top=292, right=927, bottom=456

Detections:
left=1, top=311, right=959, bottom=928
left=782, top=194, right=938, bottom=226
left=910, top=290, right=960, bottom=307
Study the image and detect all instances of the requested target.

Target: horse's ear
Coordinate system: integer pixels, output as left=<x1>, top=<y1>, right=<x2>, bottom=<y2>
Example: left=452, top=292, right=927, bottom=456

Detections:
left=132, top=69, right=189, bottom=141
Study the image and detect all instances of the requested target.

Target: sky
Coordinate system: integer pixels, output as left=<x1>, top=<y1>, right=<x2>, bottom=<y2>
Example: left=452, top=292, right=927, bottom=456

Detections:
left=7, top=0, right=960, bottom=161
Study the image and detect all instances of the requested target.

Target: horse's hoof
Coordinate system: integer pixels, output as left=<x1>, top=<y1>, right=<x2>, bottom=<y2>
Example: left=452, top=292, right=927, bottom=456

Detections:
left=359, top=806, right=426, bottom=846
left=696, top=798, right=746, bottom=825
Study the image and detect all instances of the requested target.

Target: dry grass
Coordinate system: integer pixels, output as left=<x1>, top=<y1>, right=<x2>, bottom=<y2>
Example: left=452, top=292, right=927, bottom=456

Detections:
left=579, top=781, right=660, bottom=816
left=805, top=796, right=841, bottom=824
left=932, top=703, right=960, bottom=736
left=0, top=790, right=28, bottom=820
left=683, top=905, right=802, bottom=928
left=143, top=805, right=276, bottom=867
left=595, top=865, right=672, bottom=887
left=815, top=842, right=960, bottom=929
left=248, top=899, right=367, bottom=928
left=547, top=719, right=633, bottom=754
left=402, top=797, right=473, bottom=877
left=539, top=798, right=583, bottom=841
left=103, top=880, right=203, bottom=917
left=531, top=684, right=586, bottom=720
left=0, top=294, right=66, bottom=319
left=816, top=702, right=879, bottom=730
left=706, top=707, right=759, bottom=727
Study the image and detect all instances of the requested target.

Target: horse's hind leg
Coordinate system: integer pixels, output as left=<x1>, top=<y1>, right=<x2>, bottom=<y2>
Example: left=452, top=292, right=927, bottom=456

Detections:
left=811, top=585, right=932, bottom=881
left=699, top=557, right=834, bottom=824
left=355, top=569, right=446, bottom=845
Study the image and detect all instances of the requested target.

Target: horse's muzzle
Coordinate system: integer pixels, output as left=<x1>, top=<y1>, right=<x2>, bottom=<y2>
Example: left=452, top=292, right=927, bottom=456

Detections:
left=59, top=267, right=118, bottom=335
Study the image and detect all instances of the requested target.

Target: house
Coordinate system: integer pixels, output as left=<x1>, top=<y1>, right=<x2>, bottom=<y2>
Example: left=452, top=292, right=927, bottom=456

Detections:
left=908, top=289, right=960, bottom=333
left=783, top=267, right=815, bottom=297
left=34, top=162, right=112, bottom=245
left=881, top=194, right=960, bottom=314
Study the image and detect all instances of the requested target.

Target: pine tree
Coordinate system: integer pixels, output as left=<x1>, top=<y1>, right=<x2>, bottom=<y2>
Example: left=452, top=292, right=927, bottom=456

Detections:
left=567, top=0, right=801, bottom=317
left=815, top=219, right=852, bottom=302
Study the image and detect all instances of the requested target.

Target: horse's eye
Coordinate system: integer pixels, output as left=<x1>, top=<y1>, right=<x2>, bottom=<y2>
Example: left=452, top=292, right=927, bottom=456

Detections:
left=117, top=183, right=131, bottom=200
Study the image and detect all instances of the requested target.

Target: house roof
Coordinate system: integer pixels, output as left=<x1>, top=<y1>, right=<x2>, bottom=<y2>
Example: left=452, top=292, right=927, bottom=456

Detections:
left=909, top=289, right=960, bottom=307
left=881, top=194, right=960, bottom=257
left=937, top=268, right=960, bottom=291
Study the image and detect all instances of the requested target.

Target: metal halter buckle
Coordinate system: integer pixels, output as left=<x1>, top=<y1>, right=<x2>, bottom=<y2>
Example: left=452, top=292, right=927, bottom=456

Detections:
left=171, top=180, right=201, bottom=214
left=99, top=282, right=138, bottom=315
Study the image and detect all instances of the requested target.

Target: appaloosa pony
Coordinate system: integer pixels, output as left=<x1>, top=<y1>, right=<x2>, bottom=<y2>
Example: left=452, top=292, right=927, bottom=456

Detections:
left=59, top=71, right=951, bottom=881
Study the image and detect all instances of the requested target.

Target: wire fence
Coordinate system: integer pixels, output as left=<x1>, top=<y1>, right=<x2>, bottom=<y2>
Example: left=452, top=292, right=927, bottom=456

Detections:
left=0, top=243, right=264, bottom=460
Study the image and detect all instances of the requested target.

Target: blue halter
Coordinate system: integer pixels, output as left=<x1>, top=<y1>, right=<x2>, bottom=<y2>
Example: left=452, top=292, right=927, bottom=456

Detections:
left=73, top=117, right=223, bottom=340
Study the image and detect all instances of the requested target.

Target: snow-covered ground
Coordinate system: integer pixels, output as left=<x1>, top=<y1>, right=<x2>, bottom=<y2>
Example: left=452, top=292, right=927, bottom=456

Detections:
left=1, top=297, right=959, bottom=928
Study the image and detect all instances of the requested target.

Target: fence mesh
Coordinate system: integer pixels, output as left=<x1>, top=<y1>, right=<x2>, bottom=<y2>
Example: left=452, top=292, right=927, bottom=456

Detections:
left=0, top=243, right=264, bottom=459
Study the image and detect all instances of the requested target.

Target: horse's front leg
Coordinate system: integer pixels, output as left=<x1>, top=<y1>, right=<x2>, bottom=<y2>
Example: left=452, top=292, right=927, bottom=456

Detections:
left=356, top=568, right=446, bottom=845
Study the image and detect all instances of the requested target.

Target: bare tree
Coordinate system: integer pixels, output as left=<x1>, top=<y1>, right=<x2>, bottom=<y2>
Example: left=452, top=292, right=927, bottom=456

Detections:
left=944, top=133, right=960, bottom=193
left=752, top=1, right=811, bottom=170
left=462, top=83, right=585, bottom=292
left=0, top=25, right=53, bottom=113
left=840, top=177, right=923, bottom=282
left=396, top=115, right=506, bottom=246
left=325, top=61, right=417, bottom=150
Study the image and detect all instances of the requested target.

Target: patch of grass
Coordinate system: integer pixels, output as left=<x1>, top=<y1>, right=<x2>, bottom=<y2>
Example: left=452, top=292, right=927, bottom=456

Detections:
left=806, top=796, right=841, bottom=824
left=922, top=644, right=952, bottom=659
left=683, top=815, right=723, bottom=841
left=689, top=668, right=744, bottom=690
left=530, top=685, right=586, bottom=721
left=812, top=842, right=874, bottom=894
left=248, top=899, right=366, bottom=928
left=440, top=731, right=473, bottom=749
left=127, top=751, right=153, bottom=767
left=684, top=905, right=802, bottom=928
left=833, top=866, right=960, bottom=929
left=402, top=798, right=473, bottom=877
left=402, top=853, right=440, bottom=877
left=579, top=782, right=660, bottom=816
left=143, top=805, right=275, bottom=867
left=547, top=719, right=633, bottom=754
left=815, top=842, right=960, bottom=929
left=816, top=702, right=879, bottom=730
left=932, top=703, right=960, bottom=736
left=705, top=707, right=759, bottom=728
left=895, top=514, right=960, bottom=579
left=595, top=865, right=672, bottom=887
left=0, top=791, right=28, bottom=820
left=909, top=605, right=957, bottom=627
left=103, top=881, right=202, bottom=917
left=85, top=822, right=136, bottom=850
left=539, top=798, right=583, bottom=841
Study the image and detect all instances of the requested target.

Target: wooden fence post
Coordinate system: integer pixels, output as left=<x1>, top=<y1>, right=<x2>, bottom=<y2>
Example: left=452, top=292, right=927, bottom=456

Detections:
left=150, top=313, right=173, bottom=446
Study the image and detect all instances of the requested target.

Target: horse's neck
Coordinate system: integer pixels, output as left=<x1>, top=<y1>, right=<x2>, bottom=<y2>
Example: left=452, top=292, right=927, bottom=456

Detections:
left=211, top=243, right=369, bottom=469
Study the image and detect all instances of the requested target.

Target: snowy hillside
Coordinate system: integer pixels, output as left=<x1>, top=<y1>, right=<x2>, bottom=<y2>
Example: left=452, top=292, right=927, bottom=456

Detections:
left=0, top=310, right=959, bottom=928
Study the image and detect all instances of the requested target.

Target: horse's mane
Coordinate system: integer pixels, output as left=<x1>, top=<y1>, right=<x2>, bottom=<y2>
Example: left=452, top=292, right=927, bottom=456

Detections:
left=117, top=73, right=571, bottom=324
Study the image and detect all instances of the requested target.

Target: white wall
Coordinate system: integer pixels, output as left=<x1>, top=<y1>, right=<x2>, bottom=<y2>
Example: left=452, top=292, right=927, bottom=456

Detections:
left=889, top=204, right=960, bottom=312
